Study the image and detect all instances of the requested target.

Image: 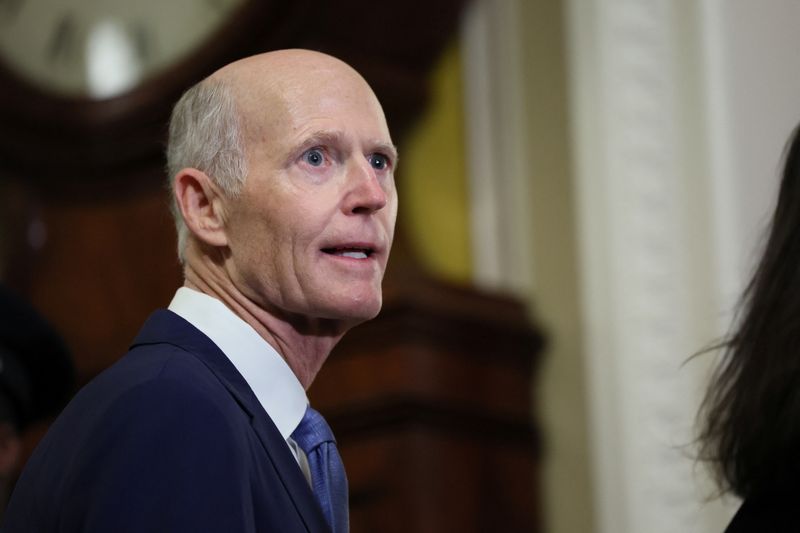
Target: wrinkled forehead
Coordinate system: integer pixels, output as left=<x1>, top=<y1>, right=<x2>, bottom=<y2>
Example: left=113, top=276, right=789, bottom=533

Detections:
left=234, top=64, right=391, bottom=148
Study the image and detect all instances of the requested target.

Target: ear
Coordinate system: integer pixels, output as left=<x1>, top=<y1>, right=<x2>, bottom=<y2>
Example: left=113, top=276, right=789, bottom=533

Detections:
left=173, top=168, right=229, bottom=248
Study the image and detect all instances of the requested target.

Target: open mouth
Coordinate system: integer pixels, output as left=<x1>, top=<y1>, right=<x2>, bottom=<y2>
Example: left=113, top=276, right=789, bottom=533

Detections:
left=321, top=247, right=374, bottom=259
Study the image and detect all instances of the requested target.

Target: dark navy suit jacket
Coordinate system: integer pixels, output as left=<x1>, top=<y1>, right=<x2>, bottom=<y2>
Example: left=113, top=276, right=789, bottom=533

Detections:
left=3, top=310, right=331, bottom=533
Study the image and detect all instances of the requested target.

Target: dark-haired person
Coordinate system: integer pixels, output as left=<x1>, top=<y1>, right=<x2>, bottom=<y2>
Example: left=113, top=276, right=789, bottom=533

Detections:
left=3, top=50, right=398, bottom=533
left=0, top=286, right=74, bottom=517
left=699, top=124, right=800, bottom=532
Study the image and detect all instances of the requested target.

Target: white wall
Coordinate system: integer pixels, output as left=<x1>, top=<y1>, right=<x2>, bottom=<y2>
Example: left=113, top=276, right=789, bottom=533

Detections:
left=566, top=0, right=800, bottom=532
left=704, top=0, right=800, bottom=321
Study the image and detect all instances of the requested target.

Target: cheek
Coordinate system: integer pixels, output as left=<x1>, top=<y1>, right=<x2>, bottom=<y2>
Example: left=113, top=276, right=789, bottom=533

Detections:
left=265, top=204, right=330, bottom=269
left=225, top=196, right=284, bottom=270
left=291, top=195, right=340, bottom=232
left=384, top=193, right=399, bottom=233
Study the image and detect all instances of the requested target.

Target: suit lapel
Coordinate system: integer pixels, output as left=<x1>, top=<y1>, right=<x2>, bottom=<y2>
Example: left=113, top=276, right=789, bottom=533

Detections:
left=131, top=310, right=331, bottom=533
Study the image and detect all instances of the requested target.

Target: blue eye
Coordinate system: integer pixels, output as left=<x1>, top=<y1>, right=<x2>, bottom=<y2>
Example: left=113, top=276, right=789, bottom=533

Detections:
left=303, top=148, right=325, bottom=167
left=369, top=154, right=389, bottom=170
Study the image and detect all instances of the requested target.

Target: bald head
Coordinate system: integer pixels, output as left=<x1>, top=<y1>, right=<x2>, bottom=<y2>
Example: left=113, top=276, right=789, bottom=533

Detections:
left=213, top=50, right=387, bottom=167
left=211, top=49, right=371, bottom=96
left=166, top=49, right=390, bottom=264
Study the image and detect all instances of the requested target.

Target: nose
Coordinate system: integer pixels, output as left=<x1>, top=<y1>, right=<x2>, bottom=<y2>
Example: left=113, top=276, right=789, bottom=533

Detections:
left=343, top=159, right=388, bottom=215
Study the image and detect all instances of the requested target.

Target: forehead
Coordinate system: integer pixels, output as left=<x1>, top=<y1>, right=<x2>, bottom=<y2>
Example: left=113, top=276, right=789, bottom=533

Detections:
left=240, top=66, right=391, bottom=150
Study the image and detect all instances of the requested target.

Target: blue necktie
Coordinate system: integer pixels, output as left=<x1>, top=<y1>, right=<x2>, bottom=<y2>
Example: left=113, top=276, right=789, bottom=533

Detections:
left=291, top=406, right=349, bottom=533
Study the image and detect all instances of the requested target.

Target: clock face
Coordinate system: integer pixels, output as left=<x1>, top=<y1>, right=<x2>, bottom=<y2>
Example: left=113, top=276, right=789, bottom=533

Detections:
left=0, top=0, right=245, bottom=99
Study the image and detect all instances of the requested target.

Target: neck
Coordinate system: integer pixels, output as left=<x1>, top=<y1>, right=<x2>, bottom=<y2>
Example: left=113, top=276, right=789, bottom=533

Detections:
left=182, top=254, right=348, bottom=389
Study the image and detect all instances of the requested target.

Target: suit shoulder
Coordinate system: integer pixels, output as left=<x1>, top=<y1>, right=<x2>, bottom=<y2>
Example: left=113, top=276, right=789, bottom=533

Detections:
left=35, top=341, right=252, bottom=473
left=89, top=343, right=248, bottom=430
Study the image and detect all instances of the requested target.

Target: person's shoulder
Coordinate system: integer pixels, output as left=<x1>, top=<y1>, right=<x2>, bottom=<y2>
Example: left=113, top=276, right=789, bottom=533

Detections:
left=725, top=488, right=800, bottom=533
left=99, top=341, right=243, bottom=423
left=49, top=338, right=248, bottom=452
left=6, top=339, right=256, bottom=532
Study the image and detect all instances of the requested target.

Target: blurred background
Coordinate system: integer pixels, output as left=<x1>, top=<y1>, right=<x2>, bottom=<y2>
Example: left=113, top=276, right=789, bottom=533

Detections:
left=2, top=0, right=800, bottom=532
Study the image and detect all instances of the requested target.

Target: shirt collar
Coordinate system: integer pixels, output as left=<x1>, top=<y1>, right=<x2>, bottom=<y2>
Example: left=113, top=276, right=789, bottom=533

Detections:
left=168, top=287, right=307, bottom=439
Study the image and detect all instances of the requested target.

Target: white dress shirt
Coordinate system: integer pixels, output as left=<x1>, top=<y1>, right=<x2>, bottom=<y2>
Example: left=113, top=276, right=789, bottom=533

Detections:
left=168, top=287, right=310, bottom=474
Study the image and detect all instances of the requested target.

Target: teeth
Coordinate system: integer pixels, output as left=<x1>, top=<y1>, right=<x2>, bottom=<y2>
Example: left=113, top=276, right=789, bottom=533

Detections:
left=341, top=251, right=368, bottom=259
left=323, top=247, right=372, bottom=259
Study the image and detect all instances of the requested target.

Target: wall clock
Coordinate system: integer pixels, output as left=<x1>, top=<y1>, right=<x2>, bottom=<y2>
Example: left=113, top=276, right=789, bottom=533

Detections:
left=0, top=0, right=246, bottom=99
left=0, top=0, right=277, bottom=190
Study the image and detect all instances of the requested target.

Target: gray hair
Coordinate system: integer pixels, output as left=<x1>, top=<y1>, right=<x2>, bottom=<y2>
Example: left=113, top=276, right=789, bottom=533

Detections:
left=166, top=78, right=247, bottom=263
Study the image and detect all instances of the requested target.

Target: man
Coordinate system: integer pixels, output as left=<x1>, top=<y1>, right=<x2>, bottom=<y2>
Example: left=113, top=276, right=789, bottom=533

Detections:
left=2, top=49, right=398, bottom=533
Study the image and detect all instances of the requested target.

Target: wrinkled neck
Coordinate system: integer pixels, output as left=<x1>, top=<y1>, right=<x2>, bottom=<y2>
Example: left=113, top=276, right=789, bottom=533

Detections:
left=181, top=248, right=347, bottom=389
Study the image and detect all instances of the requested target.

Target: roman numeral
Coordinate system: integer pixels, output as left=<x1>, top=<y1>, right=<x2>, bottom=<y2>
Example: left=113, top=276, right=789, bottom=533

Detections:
left=47, top=13, right=78, bottom=64
left=131, top=22, right=151, bottom=61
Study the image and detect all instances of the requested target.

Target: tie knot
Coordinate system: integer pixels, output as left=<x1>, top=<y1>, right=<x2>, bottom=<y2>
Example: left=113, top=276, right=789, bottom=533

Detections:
left=291, top=406, right=335, bottom=455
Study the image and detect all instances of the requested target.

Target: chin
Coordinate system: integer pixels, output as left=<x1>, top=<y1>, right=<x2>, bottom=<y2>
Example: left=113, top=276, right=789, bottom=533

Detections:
left=319, top=294, right=383, bottom=324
